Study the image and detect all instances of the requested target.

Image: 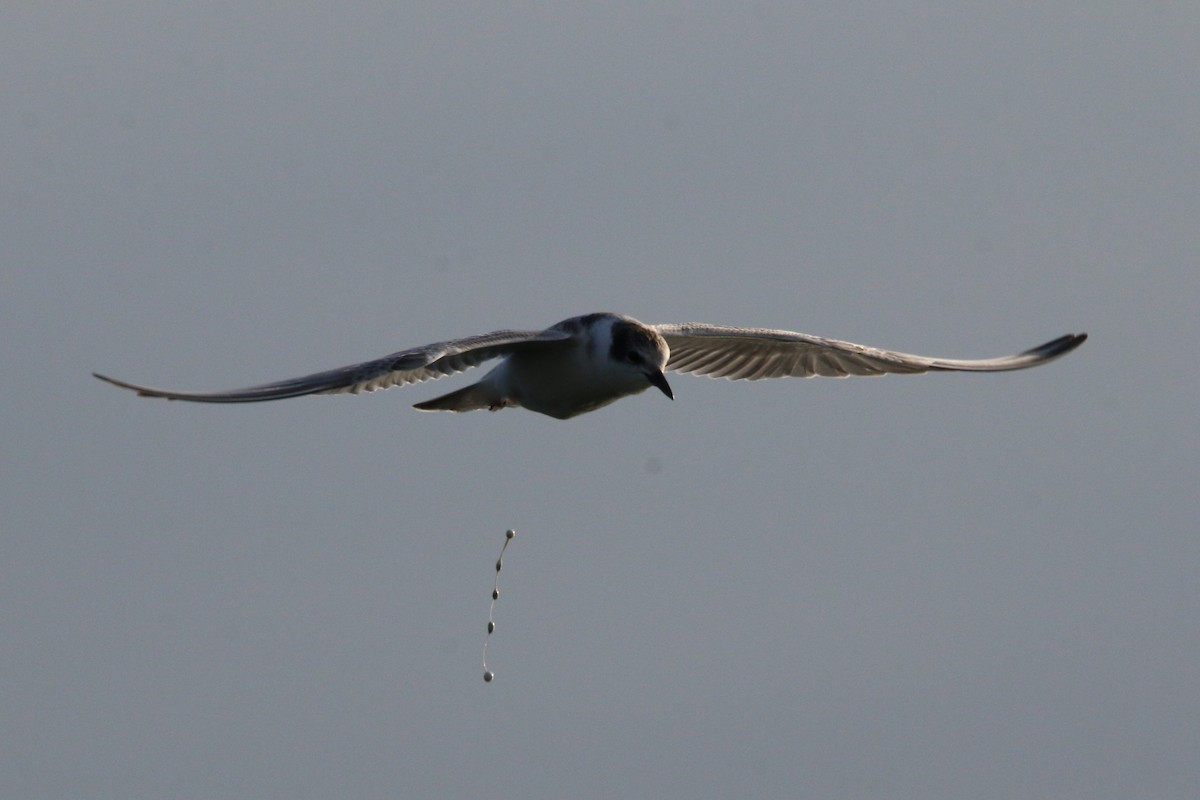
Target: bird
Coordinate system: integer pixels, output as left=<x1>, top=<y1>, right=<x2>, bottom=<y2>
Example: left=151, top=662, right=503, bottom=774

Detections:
left=93, top=312, right=1087, bottom=420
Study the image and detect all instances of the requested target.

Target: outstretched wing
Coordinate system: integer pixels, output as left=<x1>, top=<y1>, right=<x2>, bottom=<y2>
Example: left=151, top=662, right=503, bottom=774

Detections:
left=93, top=328, right=574, bottom=403
left=654, top=324, right=1087, bottom=380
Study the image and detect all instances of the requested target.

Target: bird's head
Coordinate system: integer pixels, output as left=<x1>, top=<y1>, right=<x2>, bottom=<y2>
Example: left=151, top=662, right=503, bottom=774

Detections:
left=609, top=319, right=673, bottom=400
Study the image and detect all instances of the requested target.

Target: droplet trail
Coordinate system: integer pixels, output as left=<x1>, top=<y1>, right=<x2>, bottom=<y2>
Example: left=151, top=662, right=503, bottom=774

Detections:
left=483, top=528, right=516, bottom=684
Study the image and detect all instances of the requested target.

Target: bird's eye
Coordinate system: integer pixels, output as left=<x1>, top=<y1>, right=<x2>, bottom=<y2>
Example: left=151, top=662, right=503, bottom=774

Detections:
left=626, top=351, right=642, bottom=365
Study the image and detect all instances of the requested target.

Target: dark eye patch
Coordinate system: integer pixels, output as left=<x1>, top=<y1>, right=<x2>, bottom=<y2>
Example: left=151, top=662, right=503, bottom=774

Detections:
left=609, top=319, right=661, bottom=366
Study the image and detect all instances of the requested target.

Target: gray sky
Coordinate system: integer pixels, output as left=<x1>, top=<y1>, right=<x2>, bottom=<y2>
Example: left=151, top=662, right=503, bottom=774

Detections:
left=4, top=4, right=1197, bottom=799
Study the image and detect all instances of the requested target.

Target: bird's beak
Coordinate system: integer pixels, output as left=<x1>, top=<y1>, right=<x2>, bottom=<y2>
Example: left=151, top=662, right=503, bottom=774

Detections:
left=647, top=368, right=674, bottom=400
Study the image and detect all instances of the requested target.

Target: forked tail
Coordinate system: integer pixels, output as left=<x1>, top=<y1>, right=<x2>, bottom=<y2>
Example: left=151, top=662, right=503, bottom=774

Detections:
left=413, top=382, right=504, bottom=413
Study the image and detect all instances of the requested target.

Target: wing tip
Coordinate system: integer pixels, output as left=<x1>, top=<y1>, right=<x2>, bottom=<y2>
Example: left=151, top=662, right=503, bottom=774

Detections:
left=93, top=371, right=180, bottom=399
left=1030, top=332, right=1088, bottom=360
left=94, top=371, right=137, bottom=393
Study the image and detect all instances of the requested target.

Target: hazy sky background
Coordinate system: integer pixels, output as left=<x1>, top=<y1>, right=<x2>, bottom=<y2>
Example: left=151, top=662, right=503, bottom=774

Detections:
left=4, top=4, right=1197, bottom=799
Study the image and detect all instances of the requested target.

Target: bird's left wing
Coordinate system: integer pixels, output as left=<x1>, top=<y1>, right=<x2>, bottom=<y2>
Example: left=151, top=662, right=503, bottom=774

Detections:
left=654, top=324, right=1086, bottom=380
left=93, top=328, right=573, bottom=403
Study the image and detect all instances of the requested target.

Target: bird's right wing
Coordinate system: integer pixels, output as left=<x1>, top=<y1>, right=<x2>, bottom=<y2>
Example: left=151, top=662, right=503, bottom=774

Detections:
left=654, top=324, right=1087, bottom=380
left=93, top=328, right=575, bottom=403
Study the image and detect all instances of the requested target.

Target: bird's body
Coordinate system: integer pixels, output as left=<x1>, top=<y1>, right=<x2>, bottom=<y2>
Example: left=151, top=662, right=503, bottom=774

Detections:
left=94, top=312, right=1086, bottom=420
left=405, top=313, right=673, bottom=419
left=482, top=319, right=661, bottom=418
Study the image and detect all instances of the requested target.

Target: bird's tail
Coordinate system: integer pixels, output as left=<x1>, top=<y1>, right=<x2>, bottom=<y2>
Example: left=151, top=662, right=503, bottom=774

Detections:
left=413, top=382, right=503, bottom=413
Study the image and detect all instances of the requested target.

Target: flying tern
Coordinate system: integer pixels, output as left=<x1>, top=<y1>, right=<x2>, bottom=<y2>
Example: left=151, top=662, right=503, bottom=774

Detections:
left=94, top=312, right=1087, bottom=420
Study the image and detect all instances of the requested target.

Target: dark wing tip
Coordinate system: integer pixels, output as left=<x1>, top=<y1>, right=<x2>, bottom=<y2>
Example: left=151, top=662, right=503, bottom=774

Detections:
left=93, top=372, right=165, bottom=398
left=925, top=331, right=1087, bottom=373
left=92, top=371, right=237, bottom=401
left=1027, top=332, right=1087, bottom=360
